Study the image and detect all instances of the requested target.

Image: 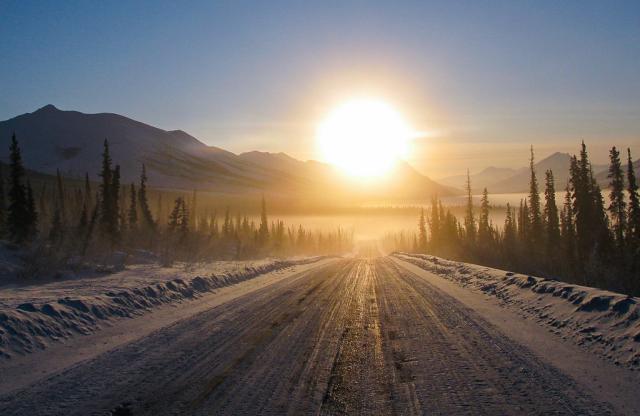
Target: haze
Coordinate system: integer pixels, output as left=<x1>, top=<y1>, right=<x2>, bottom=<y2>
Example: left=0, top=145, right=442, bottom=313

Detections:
left=2, top=1, right=639, bottom=178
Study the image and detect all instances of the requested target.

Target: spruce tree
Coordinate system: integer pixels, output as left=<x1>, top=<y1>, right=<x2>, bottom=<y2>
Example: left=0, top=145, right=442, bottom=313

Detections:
left=258, top=196, right=269, bottom=245
left=7, top=133, right=31, bottom=244
left=418, top=208, right=427, bottom=251
left=607, top=146, right=626, bottom=247
left=560, top=184, right=576, bottom=276
left=127, top=184, right=138, bottom=231
left=503, top=203, right=516, bottom=255
left=517, top=199, right=529, bottom=244
left=429, top=196, right=440, bottom=249
left=626, top=149, right=640, bottom=244
left=191, top=189, right=198, bottom=231
left=168, top=197, right=182, bottom=231
left=111, top=164, right=121, bottom=243
left=543, top=170, right=560, bottom=253
left=477, top=188, right=491, bottom=246
left=81, top=193, right=100, bottom=255
left=569, top=142, right=612, bottom=281
left=99, top=139, right=114, bottom=240
left=138, top=164, right=155, bottom=231
left=463, top=170, right=476, bottom=243
left=180, top=198, right=189, bottom=236
left=592, top=179, right=611, bottom=255
left=528, top=146, right=542, bottom=247
left=84, top=172, right=92, bottom=209
left=626, top=149, right=640, bottom=294
left=571, top=145, right=594, bottom=265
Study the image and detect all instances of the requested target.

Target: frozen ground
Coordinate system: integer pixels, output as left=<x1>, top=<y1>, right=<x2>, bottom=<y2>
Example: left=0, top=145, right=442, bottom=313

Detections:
left=393, top=253, right=640, bottom=371
left=1, top=256, right=639, bottom=415
left=0, top=257, right=322, bottom=359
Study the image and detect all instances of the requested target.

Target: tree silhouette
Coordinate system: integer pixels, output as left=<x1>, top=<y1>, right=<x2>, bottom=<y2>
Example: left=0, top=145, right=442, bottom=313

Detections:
left=543, top=170, right=560, bottom=270
left=477, top=188, right=491, bottom=247
left=127, top=184, right=138, bottom=233
left=7, top=134, right=35, bottom=244
left=607, top=146, right=626, bottom=247
left=258, top=196, right=269, bottom=245
left=528, top=146, right=542, bottom=250
left=463, top=170, right=476, bottom=243
left=627, top=149, right=640, bottom=244
left=418, top=208, right=427, bottom=251
left=138, top=164, right=155, bottom=232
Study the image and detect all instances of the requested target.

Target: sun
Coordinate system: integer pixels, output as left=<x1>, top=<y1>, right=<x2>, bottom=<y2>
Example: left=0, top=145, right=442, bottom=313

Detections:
left=316, top=99, right=413, bottom=178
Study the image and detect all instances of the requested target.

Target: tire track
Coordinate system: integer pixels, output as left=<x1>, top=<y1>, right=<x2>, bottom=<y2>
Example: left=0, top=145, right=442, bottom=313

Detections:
left=0, top=260, right=348, bottom=415
left=319, top=260, right=394, bottom=416
left=378, top=258, right=613, bottom=415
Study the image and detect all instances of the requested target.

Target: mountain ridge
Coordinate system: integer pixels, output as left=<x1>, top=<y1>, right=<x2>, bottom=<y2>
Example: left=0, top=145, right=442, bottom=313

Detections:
left=0, top=105, right=457, bottom=201
left=440, top=151, right=614, bottom=193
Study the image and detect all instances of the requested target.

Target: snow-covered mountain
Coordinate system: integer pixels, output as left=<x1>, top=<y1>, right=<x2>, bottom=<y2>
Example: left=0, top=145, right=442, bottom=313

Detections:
left=0, top=105, right=456, bottom=200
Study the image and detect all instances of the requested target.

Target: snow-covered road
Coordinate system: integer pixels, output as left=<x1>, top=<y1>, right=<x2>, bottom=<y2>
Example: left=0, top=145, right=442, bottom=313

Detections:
left=1, top=257, right=638, bottom=415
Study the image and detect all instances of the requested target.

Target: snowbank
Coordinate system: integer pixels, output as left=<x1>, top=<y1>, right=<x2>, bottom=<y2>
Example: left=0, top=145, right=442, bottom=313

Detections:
left=394, top=252, right=640, bottom=371
left=0, top=257, right=321, bottom=359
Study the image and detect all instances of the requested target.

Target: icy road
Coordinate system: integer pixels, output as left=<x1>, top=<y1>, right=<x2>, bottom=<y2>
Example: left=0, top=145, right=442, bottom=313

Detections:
left=1, top=257, right=638, bottom=415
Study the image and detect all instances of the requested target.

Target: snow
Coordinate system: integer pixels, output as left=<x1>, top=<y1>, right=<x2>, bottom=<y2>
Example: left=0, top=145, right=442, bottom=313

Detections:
left=0, top=257, right=323, bottom=359
left=393, top=252, right=640, bottom=371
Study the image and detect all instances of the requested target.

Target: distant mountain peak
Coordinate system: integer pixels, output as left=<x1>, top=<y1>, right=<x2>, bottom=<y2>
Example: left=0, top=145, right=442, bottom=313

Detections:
left=35, top=104, right=59, bottom=113
left=543, top=151, right=571, bottom=160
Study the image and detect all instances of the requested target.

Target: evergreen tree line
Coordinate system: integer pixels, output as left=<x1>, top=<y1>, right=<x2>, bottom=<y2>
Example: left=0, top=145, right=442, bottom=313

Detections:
left=385, top=142, right=640, bottom=296
left=1, top=135, right=353, bottom=271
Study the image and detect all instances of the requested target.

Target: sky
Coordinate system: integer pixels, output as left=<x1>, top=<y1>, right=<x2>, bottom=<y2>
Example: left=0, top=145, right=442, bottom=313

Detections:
left=1, top=1, right=639, bottom=178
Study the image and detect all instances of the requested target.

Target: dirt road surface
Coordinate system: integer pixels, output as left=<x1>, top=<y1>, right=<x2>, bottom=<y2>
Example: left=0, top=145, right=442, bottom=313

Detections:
left=0, top=258, right=631, bottom=415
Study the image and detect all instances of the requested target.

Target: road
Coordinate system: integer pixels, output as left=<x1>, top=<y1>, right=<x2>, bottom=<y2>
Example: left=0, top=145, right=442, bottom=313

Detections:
left=0, top=258, right=616, bottom=415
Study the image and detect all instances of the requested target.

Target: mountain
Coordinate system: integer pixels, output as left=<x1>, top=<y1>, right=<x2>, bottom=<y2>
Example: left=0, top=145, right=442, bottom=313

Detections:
left=439, top=166, right=520, bottom=193
left=0, top=105, right=456, bottom=202
left=467, top=152, right=607, bottom=193
left=488, top=152, right=571, bottom=193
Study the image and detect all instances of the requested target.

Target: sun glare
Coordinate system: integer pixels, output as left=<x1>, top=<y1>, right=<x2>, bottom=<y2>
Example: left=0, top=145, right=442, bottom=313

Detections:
left=316, top=99, right=413, bottom=178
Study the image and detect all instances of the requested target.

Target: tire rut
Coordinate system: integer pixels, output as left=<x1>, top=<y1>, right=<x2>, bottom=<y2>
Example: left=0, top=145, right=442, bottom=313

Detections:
left=376, top=258, right=614, bottom=415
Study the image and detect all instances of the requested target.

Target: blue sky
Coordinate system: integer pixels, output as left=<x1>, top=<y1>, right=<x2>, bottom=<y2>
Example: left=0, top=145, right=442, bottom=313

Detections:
left=1, top=1, right=639, bottom=177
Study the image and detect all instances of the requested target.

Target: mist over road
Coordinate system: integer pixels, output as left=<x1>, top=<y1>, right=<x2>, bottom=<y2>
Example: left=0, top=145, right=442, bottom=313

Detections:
left=0, top=258, right=617, bottom=415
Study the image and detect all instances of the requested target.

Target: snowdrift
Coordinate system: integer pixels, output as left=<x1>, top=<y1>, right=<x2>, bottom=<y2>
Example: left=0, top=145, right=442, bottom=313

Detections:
left=394, top=253, right=640, bottom=371
left=0, top=258, right=320, bottom=359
